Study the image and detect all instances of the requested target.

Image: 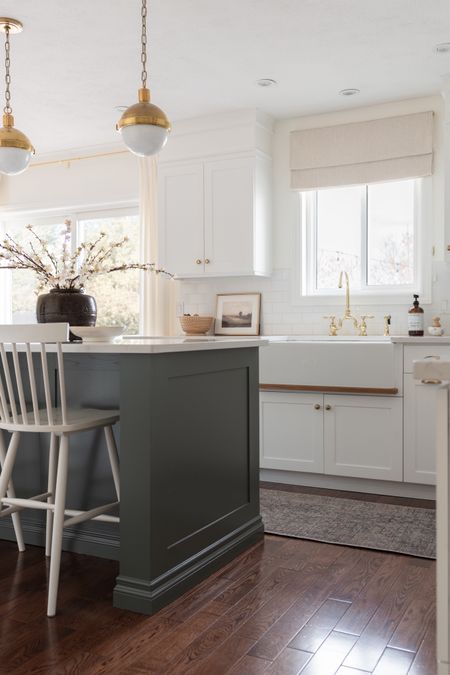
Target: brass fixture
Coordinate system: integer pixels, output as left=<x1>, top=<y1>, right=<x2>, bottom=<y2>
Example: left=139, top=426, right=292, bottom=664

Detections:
left=204, top=258, right=210, bottom=264
left=337, top=271, right=359, bottom=332
left=0, top=17, right=34, bottom=175
left=196, top=259, right=202, bottom=264
left=384, top=314, right=391, bottom=337
left=359, top=314, right=374, bottom=337
left=323, top=315, right=338, bottom=336
left=325, top=404, right=332, bottom=410
left=314, top=403, right=321, bottom=410
left=117, top=0, right=171, bottom=156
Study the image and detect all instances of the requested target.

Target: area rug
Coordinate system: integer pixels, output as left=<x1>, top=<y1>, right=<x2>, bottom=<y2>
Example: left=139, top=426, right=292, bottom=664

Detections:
left=260, top=487, right=436, bottom=559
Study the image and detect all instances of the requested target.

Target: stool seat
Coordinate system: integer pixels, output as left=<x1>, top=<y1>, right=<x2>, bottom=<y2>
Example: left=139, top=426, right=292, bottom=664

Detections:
left=0, top=407, right=120, bottom=434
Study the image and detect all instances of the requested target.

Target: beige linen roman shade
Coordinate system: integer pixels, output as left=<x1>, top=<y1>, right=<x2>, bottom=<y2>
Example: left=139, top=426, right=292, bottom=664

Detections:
left=290, top=111, right=434, bottom=190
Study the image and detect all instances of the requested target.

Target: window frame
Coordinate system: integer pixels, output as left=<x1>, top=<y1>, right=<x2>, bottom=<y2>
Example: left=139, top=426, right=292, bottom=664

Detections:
left=294, top=177, right=432, bottom=306
left=0, top=203, right=142, bottom=329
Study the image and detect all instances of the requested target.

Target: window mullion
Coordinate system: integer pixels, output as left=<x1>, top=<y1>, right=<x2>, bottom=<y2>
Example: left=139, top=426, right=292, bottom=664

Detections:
left=360, top=185, right=368, bottom=290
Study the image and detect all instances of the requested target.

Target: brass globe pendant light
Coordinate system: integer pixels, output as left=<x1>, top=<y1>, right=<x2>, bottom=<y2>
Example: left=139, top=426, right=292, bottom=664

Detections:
left=117, top=0, right=170, bottom=156
left=0, top=18, right=34, bottom=175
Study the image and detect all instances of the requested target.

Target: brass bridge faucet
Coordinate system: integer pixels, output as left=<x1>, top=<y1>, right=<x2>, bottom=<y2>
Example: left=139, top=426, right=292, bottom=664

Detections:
left=337, top=271, right=359, bottom=332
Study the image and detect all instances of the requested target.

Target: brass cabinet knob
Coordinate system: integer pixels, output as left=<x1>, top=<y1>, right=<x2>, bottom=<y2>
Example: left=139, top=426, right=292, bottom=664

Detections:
left=325, top=404, right=332, bottom=411
left=314, top=403, right=321, bottom=410
left=196, top=259, right=202, bottom=264
left=204, top=258, right=210, bottom=264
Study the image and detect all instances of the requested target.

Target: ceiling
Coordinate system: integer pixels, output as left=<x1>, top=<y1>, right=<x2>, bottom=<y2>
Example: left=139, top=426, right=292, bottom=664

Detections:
left=1, top=0, right=450, bottom=154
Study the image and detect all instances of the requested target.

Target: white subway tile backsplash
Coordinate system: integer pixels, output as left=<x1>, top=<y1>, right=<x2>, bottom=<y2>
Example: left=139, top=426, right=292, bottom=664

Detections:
left=177, top=267, right=446, bottom=337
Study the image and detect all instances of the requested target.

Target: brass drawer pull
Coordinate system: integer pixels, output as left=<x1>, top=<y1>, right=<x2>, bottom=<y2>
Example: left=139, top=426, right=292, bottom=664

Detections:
left=314, top=403, right=321, bottom=410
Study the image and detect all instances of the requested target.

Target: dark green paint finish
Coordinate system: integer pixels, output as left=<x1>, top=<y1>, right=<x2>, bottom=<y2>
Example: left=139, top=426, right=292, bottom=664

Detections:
left=113, top=347, right=263, bottom=614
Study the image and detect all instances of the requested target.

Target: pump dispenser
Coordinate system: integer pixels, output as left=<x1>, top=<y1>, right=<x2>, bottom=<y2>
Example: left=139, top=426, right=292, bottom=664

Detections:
left=408, top=294, right=424, bottom=336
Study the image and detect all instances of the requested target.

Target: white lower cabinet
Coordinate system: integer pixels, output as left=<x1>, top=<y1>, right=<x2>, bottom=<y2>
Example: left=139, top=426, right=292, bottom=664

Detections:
left=260, top=392, right=324, bottom=472
left=260, top=391, right=403, bottom=481
left=404, top=374, right=437, bottom=485
left=323, top=395, right=403, bottom=481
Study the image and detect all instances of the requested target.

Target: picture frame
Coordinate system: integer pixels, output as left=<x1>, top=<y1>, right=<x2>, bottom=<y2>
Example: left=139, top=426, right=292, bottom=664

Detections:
left=214, top=293, right=261, bottom=336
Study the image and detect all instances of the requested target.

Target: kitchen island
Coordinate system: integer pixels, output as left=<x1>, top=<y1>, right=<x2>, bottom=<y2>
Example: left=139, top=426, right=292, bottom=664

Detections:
left=0, top=337, right=265, bottom=615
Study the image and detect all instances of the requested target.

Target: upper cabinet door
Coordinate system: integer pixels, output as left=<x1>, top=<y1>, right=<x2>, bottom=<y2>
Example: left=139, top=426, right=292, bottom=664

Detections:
left=203, top=157, right=255, bottom=276
left=158, top=163, right=205, bottom=277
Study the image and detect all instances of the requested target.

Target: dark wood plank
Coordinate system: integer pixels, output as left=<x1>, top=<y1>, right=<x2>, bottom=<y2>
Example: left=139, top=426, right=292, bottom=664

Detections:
left=297, top=630, right=358, bottom=675
left=343, top=559, right=435, bottom=672
left=407, top=616, right=438, bottom=675
left=264, top=647, right=312, bottom=675
left=372, top=646, right=415, bottom=674
left=227, top=655, right=271, bottom=675
left=387, top=569, right=435, bottom=652
left=335, top=554, right=405, bottom=635
left=288, top=599, right=351, bottom=652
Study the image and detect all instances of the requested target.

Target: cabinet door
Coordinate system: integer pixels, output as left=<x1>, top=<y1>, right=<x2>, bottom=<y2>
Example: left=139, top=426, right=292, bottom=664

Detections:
left=158, top=163, right=205, bottom=276
left=324, top=395, right=402, bottom=481
left=260, top=392, right=324, bottom=473
left=404, top=374, right=437, bottom=485
left=204, top=157, right=254, bottom=276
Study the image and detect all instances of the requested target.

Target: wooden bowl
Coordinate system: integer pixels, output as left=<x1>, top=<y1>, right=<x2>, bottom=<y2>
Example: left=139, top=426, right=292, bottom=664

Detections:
left=179, top=315, right=214, bottom=335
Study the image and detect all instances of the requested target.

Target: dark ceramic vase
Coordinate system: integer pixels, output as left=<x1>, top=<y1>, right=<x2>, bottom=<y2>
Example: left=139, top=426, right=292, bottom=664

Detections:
left=36, top=288, right=97, bottom=340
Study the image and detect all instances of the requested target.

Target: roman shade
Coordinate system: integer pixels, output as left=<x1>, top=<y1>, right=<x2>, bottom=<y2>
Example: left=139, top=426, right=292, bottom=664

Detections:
left=290, top=111, right=434, bottom=190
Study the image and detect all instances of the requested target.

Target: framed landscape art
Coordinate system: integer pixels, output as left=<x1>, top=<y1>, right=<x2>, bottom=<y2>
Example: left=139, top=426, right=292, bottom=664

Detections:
left=214, top=293, right=261, bottom=336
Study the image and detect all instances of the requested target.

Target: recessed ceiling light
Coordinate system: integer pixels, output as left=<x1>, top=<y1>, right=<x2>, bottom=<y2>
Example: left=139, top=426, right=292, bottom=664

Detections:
left=436, top=43, right=450, bottom=54
left=256, top=78, right=277, bottom=87
left=339, top=88, right=360, bottom=97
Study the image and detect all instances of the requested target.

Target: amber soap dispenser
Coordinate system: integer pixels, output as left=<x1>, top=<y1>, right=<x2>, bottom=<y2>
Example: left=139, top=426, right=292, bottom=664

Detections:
left=408, top=294, right=424, bottom=336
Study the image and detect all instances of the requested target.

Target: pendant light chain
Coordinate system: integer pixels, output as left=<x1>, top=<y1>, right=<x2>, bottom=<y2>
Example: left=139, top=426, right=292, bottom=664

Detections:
left=3, top=26, right=12, bottom=115
left=141, top=0, right=148, bottom=89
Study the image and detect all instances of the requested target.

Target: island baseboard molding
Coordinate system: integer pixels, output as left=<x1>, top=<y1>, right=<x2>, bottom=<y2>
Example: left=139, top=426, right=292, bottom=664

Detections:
left=114, top=516, right=263, bottom=614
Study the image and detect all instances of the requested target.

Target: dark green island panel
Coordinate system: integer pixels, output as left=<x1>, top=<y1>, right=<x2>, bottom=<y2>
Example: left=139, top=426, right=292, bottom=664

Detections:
left=113, top=346, right=263, bottom=614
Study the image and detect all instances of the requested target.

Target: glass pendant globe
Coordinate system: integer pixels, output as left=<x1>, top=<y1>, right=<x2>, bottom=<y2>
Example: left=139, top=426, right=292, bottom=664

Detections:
left=119, top=123, right=169, bottom=157
left=0, top=145, right=33, bottom=175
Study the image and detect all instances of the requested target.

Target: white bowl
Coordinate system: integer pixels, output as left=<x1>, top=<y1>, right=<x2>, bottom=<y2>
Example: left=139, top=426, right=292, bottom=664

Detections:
left=70, top=326, right=125, bottom=343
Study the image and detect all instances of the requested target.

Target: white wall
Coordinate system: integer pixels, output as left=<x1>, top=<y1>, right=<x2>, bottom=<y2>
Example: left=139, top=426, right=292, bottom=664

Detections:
left=178, top=94, right=450, bottom=337
left=0, top=146, right=139, bottom=214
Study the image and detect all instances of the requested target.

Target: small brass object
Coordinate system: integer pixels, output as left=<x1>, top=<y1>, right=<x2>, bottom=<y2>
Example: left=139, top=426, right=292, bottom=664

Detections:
left=325, top=404, right=332, bottom=411
left=314, top=403, right=321, bottom=410
left=359, top=315, right=374, bottom=337
left=204, top=258, right=210, bottom=264
left=323, top=315, right=338, bottom=336
left=196, top=259, right=202, bottom=264
left=384, top=315, right=391, bottom=337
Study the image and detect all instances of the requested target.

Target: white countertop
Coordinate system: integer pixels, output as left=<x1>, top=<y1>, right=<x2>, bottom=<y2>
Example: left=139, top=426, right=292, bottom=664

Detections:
left=56, top=336, right=267, bottom=354
left=263, top=334, right=450, bottom=345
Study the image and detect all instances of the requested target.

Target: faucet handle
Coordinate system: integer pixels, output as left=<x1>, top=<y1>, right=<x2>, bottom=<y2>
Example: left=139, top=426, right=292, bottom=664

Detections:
left=358, top=315, right=374, bottom=336
left=323, top=315, right=338, bottom=336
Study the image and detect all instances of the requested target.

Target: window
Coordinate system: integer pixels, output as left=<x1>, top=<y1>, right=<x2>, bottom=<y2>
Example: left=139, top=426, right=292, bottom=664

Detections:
left=301, top=178, right=425, bottom=300
left=0, top=207, right=141, bottom=332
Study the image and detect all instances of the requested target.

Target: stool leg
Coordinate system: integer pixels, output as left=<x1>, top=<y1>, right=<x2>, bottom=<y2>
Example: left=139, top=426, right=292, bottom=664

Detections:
left=45, top=433, right=58, bottom=557
left=104, top=426, right=120, bottom=500
left=0, top=431, right=25, bottom=552
left=47, top=434, right=69, bottom=617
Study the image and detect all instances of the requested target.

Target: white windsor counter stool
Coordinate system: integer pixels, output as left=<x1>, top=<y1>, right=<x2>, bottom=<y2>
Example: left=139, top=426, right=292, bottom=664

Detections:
left=0, top=323, right=120, bottom=616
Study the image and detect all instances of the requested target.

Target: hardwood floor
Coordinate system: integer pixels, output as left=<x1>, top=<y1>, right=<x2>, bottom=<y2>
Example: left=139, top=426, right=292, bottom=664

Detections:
left=0, top=532, right=436, bottom=674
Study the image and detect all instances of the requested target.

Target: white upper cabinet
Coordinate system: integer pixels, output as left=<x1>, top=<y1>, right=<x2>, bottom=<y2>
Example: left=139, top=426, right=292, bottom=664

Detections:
left=158, top=153, right=271, bottom=278
left=158, top=162, right=205, bottom=276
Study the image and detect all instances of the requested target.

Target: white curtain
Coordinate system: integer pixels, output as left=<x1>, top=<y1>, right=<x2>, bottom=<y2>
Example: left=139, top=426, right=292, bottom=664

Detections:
left=139, top=157, right=176, bottom=336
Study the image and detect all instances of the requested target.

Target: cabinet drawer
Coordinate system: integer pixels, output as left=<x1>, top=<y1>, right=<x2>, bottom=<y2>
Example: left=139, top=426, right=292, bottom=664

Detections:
left=404, top=345, right=450, bottom=373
